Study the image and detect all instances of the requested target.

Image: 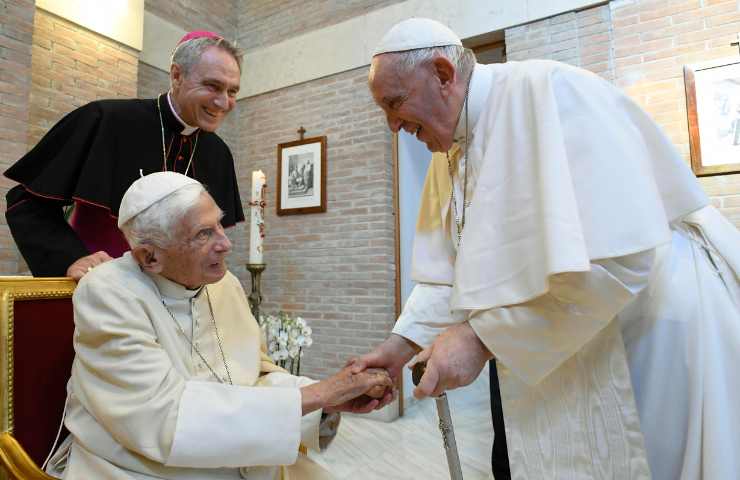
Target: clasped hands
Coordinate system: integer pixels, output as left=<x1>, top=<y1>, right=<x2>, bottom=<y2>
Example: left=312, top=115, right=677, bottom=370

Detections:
left=300, top=366, right=395, bottom=415
left=348, top=322, right=493, bottom=403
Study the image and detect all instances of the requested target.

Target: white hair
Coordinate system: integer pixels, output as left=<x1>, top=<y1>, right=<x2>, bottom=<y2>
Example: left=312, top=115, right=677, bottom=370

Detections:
left=120, top=183, right=206, bottom=248
left=170, top=37, right=242, bottom=79
left=370, top=45, right=475, bottom=82
left=398, top=45, right=472, bottom=74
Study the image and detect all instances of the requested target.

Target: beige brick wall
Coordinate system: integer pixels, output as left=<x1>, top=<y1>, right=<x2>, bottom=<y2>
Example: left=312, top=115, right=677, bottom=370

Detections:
left=0, top=0, right=35, bottom=274
left=137, top=61, right=169, bottom=99
left=506, top=4, right=615, bottom=81
left=237, top=67, right=395, bottom=378
left=145, top=0, right=237, bottom=40
left=237, top=0, right=403, bottom=50
left=28, top=10, right=139, bottom=148
left=611, top=0, right=740, bottom=226
left=505, top=0, right=740, bottom=227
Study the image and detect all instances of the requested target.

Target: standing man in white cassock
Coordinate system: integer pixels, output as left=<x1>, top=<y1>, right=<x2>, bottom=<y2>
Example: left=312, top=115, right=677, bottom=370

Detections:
left=351, top=17, right=740, bottom=479
left=47, top=172, right=393, bottom=479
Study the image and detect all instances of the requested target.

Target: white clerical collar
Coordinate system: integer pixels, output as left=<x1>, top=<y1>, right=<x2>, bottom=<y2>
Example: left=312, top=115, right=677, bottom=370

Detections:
left=167, top=92, right=199, bottom=136
left=150, top=271, right=203, bottom=300
left=453, top=63, right=493, bottom=143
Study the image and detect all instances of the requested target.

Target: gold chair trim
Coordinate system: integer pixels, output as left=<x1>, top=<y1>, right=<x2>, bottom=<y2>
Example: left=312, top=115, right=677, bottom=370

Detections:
left=0, top=432, right=56, bottom=480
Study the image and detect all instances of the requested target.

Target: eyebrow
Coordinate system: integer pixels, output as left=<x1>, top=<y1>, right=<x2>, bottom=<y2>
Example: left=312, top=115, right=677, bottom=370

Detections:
left=192, top=211, right=225, bottom=232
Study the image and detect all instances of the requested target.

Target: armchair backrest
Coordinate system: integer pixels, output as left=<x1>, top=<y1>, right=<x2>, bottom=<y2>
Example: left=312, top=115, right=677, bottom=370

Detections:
left=0, top=277, right=76, bottom=470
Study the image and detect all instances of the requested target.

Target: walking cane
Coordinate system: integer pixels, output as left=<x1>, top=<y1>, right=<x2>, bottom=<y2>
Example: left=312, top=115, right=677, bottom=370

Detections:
left=412, top=362, right=464, bottom=480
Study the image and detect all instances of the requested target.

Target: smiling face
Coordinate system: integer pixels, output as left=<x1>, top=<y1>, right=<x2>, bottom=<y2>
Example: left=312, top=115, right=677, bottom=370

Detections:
left=170, top=46, right=241, bottom=132
left=369, top=53, right=462, bottom=153
left=157, top=193, right=232, bottom=288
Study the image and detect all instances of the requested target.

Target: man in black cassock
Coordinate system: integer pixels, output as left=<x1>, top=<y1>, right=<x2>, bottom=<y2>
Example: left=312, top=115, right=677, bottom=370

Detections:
left=4, top=31, right=244, bottom=280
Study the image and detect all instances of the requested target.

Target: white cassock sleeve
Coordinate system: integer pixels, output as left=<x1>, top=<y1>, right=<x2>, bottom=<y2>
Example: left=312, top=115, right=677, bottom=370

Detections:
left=167, top=380, right=303, bottom=468
left=392, top=284, right=457, bottom=349
left=254, top=372, right=323, bottom=452
left=469, top=249, right=655, bottom=386
left=168, top=373, right=324, bottom=467
left=72, top=278, right=305, bottom=469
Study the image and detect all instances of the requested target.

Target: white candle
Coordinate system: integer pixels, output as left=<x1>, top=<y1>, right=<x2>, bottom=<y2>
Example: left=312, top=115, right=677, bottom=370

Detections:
left=249, top=170, right=266, bottom=264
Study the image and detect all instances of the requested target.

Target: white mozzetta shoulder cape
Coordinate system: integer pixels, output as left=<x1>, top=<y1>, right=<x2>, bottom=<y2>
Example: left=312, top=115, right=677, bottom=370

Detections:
left=451, top=60, right=707, bottom=311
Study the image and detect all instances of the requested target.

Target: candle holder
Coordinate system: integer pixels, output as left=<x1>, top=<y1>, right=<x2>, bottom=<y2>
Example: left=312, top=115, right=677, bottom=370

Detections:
left=246, top=263, right=266, bottom=322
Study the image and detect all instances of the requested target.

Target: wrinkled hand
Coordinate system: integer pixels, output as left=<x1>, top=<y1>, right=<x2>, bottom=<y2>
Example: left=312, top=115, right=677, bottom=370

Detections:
left=66, top=251, right=114, bottom=281
left=412, top=322, right=493, bottom=399
left=348, top=334, right=419, bottom=381
left=344, top=334, right=420, bottom=411
left=301, top=367, right=394, bottom=415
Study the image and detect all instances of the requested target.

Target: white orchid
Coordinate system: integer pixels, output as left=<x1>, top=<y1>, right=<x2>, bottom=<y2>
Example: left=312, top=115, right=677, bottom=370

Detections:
left=259, top=311, right=313, bottom=375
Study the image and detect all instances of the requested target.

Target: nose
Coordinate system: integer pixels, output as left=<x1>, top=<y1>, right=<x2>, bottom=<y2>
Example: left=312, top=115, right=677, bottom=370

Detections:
left=213, top=226, right=232, bottom=253
left=213, top=91, right=230, bottom=111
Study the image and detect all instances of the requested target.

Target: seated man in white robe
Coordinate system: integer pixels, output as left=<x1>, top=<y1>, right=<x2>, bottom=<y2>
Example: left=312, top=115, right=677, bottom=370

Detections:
left=47, top=172, right=393, bottom=480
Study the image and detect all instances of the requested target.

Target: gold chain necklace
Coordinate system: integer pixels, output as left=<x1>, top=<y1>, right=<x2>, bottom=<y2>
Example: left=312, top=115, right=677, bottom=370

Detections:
left=158, top=286, right=233, bottom=385
left=156, top=95, right=200, bottom=177
left=447, top=69, right=473, bottom=246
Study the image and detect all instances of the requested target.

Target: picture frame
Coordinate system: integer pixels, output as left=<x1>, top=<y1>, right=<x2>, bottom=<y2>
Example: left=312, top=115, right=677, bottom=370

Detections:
left=684, top=57, right=740, bottom=176
left=276, top=135, right=327, bottom=215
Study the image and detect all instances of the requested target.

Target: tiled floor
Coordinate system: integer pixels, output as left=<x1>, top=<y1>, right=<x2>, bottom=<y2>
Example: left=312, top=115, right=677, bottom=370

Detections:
left=309, top=365, right=494, bottom=480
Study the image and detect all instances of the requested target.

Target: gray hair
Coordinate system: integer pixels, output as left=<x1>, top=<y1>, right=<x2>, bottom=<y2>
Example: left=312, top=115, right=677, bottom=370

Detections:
left=120, top=183, right=206, bottom=249
left=370, top=45, right=476, bottom=82
left=171, top=36, right=243, bottom=77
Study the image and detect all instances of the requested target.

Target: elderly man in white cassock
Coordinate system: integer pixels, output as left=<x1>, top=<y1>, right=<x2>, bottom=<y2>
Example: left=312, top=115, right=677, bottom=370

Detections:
left=351, top=17, right=740, bottom=480
left=46, top=172, right=392, bottom=479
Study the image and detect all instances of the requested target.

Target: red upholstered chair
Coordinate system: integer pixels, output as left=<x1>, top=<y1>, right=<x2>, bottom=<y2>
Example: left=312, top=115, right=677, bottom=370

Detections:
left=0, top=277, right=76, bottom=480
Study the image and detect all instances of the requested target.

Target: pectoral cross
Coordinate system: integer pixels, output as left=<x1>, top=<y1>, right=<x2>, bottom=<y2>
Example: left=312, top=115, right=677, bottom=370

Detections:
left=732, top=33, right=740, bottom=56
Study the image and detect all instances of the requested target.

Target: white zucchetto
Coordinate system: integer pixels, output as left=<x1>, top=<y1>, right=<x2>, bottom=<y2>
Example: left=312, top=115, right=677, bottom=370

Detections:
left=373, top=17, right=462, bottom=56
left=118, top=171, right=200, bottom=227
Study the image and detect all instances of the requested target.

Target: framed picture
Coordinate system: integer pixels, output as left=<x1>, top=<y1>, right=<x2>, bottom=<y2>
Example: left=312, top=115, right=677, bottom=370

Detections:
left=684, top=57, right=740, bottom=176
left=276, top=135, right=327, bottom=215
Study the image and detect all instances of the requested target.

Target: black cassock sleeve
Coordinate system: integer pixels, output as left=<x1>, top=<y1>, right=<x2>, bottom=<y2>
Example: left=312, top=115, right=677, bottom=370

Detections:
left=4, top=103, right=104, bottom=276
left=6, top=186, right=88, bottom=276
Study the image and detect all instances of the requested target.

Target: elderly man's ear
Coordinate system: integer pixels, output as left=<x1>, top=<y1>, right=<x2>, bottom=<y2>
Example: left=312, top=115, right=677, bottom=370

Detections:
left=131, top=245, right=164, bottom=274
left=170, top=63, right=184, bottom=90
left=432, top=56, right=456, bottom=90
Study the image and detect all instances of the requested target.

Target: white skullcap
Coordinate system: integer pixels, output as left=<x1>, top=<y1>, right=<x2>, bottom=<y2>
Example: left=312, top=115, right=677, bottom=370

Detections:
left=373, top=17, right=462, bottom=56
left=118, top=172, right=200, bottom=227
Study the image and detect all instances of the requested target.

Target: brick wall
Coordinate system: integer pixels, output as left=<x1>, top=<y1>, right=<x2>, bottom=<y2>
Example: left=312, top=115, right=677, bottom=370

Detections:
left=238, top=67, right=395, bottom=378
left=145, top=0, right=237, bottom=40
left=28, top=10, right=139, bottom=148
left=137, top=61, right=169, bottom=99
left=611, top=0, right=740, bottom=225
left=237, top=0, right=403, bottom=50
left=506, top=5, right=615, bottom=81
left=505, top=0, right=740, bottom=227
left=0, top=0, right=35, bottom=274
